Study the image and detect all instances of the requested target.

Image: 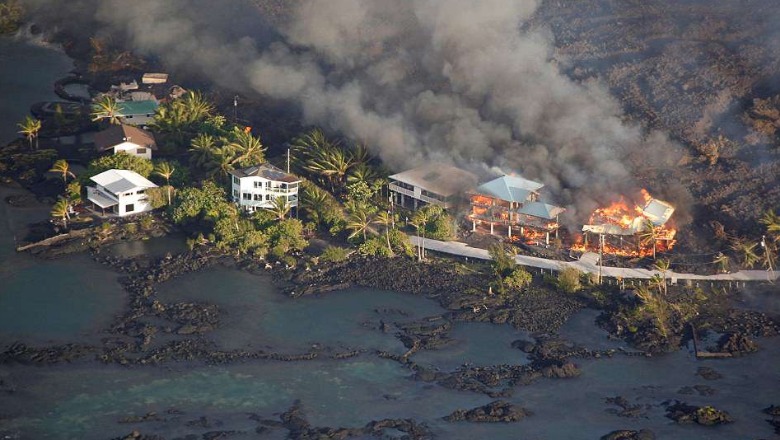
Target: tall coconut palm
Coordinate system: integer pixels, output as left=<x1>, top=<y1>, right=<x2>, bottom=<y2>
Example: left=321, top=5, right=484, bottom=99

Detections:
left=17, top=116, right=42, bottom=150
left=730, top=238, right=759, bottom=269
left=300, top=184, right=330, bottom=226
left=347, top=162, right=379, bottom=186
left=51, top=198, right=70, bottom=228
left=228, top=128, right=265, bottom=167
left=154, top=162, right=175, bottom=205
left=712, top=252, right=730, bottom=274
left=91, top=95, right=121, bottom=125
left=652, top=258, right=671, bottom=295
left=66, top=180, right=82, bottom=204
left=49, top=159, right=75, bottom=184
left=208, top=145, right=236, bottom=181
left=180, top=91, right=214, bottom=123
left=411, top=209, right=431, bottom=261
left=761, top=209, right=780, bottom=243
left=638, top=219, right=658, bottom=259
left=346, top=208, right=373, bottom=242
left=374, top=210, right=395, bottom=256
left=269, top=196, right=291, bottom=220
left=189, top=133, right=218, bottom=170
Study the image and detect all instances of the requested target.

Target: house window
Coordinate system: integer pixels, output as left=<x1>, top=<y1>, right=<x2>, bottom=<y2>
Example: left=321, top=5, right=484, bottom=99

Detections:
left=137, top=147, right=147, bottom=154
left=233, top=189, right=238, bottom=197
left=265, top=194, right=271, bottom=200
left=254, top=181, right=262, bottom=188
left=242, top=193, right=252, bottom=200
left=233, top=176, right=239, bottom=184
left=265, top=181, right=271, bottom=188
left=254, top=194, right=263, bottom=201
left=125, top=203, right=135, bottom=212
left=137, top=189, right=145, bottom=194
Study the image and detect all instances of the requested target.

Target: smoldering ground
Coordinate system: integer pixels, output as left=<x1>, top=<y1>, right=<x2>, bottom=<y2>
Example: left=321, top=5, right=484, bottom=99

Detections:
left=23, top=0, right=690, bottom=223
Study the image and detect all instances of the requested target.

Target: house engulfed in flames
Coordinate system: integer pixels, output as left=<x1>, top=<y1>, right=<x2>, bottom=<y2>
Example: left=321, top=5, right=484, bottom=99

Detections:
left=575, top=190, right=677, bottom=257
left=467, top=175, right=565, bottom=245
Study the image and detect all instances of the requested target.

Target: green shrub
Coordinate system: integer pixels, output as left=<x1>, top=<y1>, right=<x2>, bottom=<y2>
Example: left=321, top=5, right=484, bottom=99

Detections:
left=138, top=215, right=154, bottom=231
left=557, top=267, right=582, bottom=294
left=358, top=237, right=392, bottom=257
left=504, top=267, right=533, bottom=290
left=319, top=246, right=351, bottom=263
left=123, top=222, right=138, bottom=234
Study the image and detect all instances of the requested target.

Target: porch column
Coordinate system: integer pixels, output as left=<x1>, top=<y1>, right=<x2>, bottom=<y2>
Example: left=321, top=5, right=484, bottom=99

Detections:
left=520, top=226, right=524, bottom=236
left=546, top=232, right=550, bottom=245
left=472, top=220, right=476, bottom=232
left=508, top=225, right=512, bottom=238
left=490, top=223, right=494, bottom=235
left=401, top=194, right=405, bottom=207
left=414, top=198, right=418, bottom=210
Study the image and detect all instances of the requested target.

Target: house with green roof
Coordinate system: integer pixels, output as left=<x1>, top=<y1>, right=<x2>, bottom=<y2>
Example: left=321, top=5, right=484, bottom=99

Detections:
left=468, top=174, right=564, bottom=244
left=116, top=100, right=159, bottom=126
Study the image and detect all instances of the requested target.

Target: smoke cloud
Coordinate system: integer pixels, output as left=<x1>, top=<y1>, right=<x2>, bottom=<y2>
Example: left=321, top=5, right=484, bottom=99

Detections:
left=25, top=0, right=682, bottom=221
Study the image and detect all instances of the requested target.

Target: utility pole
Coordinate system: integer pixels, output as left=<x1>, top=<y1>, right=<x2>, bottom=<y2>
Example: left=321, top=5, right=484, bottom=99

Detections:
left=762, top=235, right=775, bottom=280
left=233, top=95, right=238, bottom=122
left=287, top=147, right=291, bottom=174
left=598, top=233, right=604, bottom=284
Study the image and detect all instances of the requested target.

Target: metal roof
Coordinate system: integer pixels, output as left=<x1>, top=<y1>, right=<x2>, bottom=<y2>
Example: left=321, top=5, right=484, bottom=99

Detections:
left=389, top=164, right=477, bottom=197
left=94, top=124, right=156, bottom=151
left=229, top=163, right=299, bottom=183
left=642, top=199, right=675, bottom=226
left=88, top=191, right=118, bottom=208
left=90, top=169, right=158, bottom=194
left=474, top=175, right=543, bottom=203
left=517, top=201, right=565, bottom=220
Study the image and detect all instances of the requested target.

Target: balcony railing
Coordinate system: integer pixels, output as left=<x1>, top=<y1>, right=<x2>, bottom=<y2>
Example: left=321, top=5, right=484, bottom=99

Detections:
left=389, top=183, right=450, bottom=208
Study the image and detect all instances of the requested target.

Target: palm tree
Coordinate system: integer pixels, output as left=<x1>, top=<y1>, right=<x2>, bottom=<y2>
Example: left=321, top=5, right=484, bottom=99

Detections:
left=180, top=90, right=214, bottom=122
left=269, top=196, right=292, bottom=220
left=712, top=252, right=730, bottom=274
left=66, top=180, right=82, bottom=204
left=48, top=159, right=75, bottom=184
left=17, top=116, right=42, bottom=150
left=189, top=133, right=218, bottom=170
left=638, top=219, right=658, bottom=259
left=208, top=145, right=236, bottom=181
left=730, top=238, right=759, bottom=269
left=346, top=208, right=373, bottom=242
left=300, top=184, right=331, bottom=226
left=228, top=128, right=265, bottom=167
left=761, top=209, right=780, bottom=243
left=51, top=198, right=70, bottom=228
left=347, top=162, right=379, bottom=186
left=411, top=209, right=431, bottom=261
left=154, top=162, right=175, bottom=205
left=91, top=95, right=121, bottom=125
left=652, top=259, right=671, bottom=295
left=307, top=147, right=353, bottom=193
left=374, top=210, right=395, bottom=256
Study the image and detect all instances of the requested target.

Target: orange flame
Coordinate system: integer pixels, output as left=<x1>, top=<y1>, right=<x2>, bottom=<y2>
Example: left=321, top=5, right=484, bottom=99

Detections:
left=573, top=189, right=677, bottom=258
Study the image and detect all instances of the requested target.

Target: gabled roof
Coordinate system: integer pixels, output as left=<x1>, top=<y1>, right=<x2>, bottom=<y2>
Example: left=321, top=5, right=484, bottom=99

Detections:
left=474, top=175, right=544, bottom=203
left=90, top=169, right=158, bottom=194
left=117, top=100, right=158, bottom=116
left=389, top=164, right=477, bottom=197
left=517, top=201, right=565, bottom=220
left=229, top=163, right=299, bottom=183
left=642, top=199, right=675, bottom=226
left=94, top=124, right=157, bottom=151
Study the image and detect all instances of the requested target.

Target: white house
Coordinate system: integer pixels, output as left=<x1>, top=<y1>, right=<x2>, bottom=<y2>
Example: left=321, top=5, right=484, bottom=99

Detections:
left=229, top=164, right=300, bottom=212
left=94, top=124, right=157, bottom=159
left=87, top=169, right=158, bottom=217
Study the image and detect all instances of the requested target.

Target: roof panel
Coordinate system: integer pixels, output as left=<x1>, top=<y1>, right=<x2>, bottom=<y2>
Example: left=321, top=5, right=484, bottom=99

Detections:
left=389, top=164, right=477, bottom=197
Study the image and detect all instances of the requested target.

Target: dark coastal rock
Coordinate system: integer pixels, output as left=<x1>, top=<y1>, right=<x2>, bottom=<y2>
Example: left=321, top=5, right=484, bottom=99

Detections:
left=600, top=429, right=656, bottom=440
left=716, top=332, right=758, bottom=355
left=118, top=412, right=162, bottom=424
left=202, top=431, right=242, bottom=440
left=511, top=339, right=536, bottom=352
left=696, top=367, right=722, bottom=381
left=109, top=431, right=164, bottom=440
left=444, top=400, right=532, bottom=423
left=605, top=396, right=648, bottom=418
left=665, top=402, right=734, bottom=426
left=0, top=342, right=95, bottom=364
left=764, top=405, right=780, bottom=417
left=677, top=385, right=716, bottom=396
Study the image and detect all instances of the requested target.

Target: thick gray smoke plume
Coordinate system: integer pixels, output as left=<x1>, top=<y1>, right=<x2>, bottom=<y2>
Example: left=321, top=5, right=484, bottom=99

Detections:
left=25, top=0, right=681, bottom=220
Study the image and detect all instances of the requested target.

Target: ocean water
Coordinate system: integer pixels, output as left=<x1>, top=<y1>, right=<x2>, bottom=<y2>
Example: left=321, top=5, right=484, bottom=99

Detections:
left=1, top=36, right=780, bottom=440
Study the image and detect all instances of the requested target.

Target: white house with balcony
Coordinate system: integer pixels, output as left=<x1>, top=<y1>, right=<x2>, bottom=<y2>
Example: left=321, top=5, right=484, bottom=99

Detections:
left=94, top=124, right=157, bottom=159
left=229, top=164, right=300, bottom=213
left=389, top=163, right=477, bottom=210
left=87, top=169, right=158, bottom=217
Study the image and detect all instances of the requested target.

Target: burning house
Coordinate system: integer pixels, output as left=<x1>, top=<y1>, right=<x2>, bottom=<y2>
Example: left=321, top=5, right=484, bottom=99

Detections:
left=467, top=175, right=565, bottom=244
left=389, top=164, right=477, bottom=210
left=577, top=190, right=677, bottom=258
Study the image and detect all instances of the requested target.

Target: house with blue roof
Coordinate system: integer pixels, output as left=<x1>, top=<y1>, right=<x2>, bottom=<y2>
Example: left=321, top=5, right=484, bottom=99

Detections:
left=468, top=174, right=564, bottom=244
